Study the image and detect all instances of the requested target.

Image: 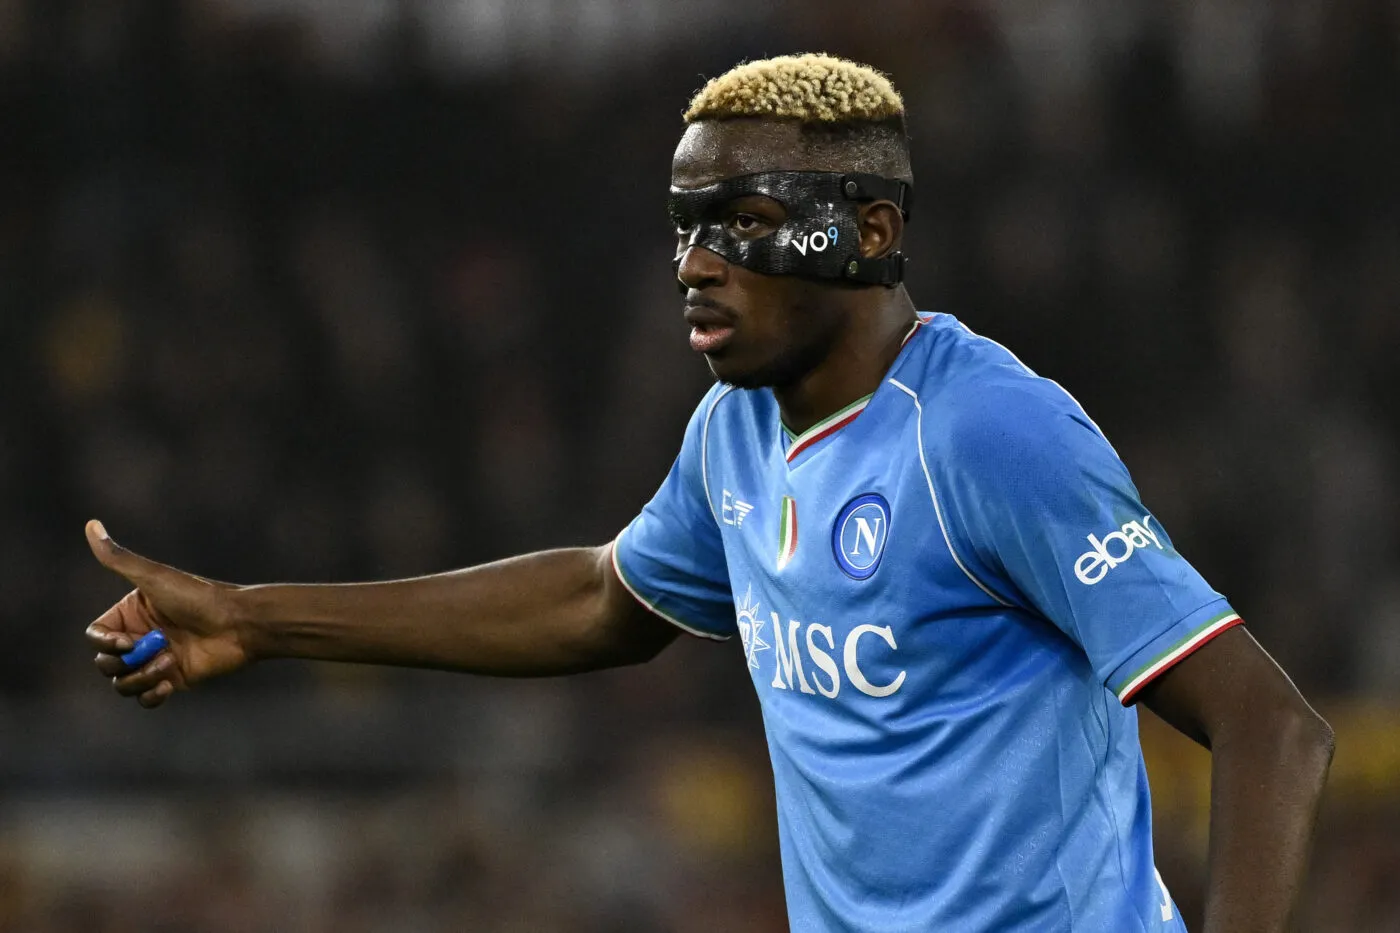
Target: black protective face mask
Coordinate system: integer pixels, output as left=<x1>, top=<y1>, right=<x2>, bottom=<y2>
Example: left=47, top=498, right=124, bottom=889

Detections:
left=668, top=171, right=912, bottom=293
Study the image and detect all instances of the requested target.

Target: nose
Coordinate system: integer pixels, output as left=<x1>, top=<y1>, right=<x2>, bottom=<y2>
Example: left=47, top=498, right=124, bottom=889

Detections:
left=675, top=243, right=729, bottom=292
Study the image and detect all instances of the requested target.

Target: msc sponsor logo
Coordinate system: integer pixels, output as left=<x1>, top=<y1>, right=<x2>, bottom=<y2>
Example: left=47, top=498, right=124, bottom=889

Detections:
left=832, top=493, right=889, bottom=580
left=735, top=584, right=906, bottom=699
left=1073, top=514, right=1164, bottom=585
left=735, top=585, right=769, bottom=671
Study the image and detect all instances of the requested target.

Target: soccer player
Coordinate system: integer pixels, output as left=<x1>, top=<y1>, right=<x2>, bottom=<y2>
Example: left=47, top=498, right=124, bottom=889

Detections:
left=85, top=55, right=1332, bottom=932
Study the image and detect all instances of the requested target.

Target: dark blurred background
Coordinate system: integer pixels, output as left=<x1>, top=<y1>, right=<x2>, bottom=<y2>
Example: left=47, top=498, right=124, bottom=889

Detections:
left=2, top=0, right=1398, bottom=930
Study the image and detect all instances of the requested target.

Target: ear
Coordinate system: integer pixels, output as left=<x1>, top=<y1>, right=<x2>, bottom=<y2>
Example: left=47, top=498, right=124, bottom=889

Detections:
left=857, top=201, right=905, bottom=260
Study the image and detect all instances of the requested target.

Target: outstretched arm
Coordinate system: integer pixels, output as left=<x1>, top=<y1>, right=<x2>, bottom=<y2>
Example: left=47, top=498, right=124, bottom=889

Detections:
left=1139, top=625, right=1334, bottom=933
left=84, top=521, right=680, bottom=708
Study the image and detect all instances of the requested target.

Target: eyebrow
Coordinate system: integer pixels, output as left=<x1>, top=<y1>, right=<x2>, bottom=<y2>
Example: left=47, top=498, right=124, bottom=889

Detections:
left=668, top=192, right=785, bottom=221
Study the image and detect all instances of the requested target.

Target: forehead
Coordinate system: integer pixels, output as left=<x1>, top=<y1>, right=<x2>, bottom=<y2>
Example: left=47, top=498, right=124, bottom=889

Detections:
left=672, top=119, right=834, bottom=188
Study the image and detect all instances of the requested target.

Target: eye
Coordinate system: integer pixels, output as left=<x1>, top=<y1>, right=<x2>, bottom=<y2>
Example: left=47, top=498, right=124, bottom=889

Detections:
left=730, top=213, right=763, bottom=234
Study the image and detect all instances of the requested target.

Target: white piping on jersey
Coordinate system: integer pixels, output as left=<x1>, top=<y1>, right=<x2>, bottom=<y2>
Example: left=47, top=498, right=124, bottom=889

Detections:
left=701, top=385, right=739, bottom=525
left=889, top=378, right=1013, bottom=607
left=955, top=321, right=1119, bottom=457
left=608, top=538, right=730, bottom=641
left=900, top=314, right=929, bottom=347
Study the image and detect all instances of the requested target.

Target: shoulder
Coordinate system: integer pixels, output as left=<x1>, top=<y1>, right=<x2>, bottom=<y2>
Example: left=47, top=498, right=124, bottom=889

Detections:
left=681, top=381, right=743, bottom=438
left=684, top=381, right=774, bottom=439
left=902, top=316, right=1115, bottom=477
left=691, top=380, right=767, bottom=421
left=677, top=383, right=773, bottom=477
left=694, top=380, right=736, bottom=418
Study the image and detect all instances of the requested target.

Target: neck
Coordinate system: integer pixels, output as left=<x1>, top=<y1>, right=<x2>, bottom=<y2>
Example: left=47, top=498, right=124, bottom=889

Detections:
left=774, top=286, right=919, bottom=436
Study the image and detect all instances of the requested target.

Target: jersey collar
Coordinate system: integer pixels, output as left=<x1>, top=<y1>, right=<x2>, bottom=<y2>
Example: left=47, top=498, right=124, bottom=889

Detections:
left=783, top=393, right=875, bottom=462
left=780, top=314, right=930, bottom=464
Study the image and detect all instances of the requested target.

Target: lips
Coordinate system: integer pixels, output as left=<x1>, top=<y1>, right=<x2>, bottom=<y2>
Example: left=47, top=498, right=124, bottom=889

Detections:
left=689, top=323, right=735, bottom=354
left=684, top=302, right=737, bottom=355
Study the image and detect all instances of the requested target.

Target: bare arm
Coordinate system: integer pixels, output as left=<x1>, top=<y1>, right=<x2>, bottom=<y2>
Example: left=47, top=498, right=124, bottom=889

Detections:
left=238, top=545, right=678, bottom=675
left=84, top=521, right=680, bottom=707
left=1139, top=625, right=1334, bottom=933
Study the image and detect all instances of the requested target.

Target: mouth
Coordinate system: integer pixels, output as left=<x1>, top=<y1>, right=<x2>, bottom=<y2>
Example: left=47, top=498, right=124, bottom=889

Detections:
left=689, top=321, right=736, bottom=354
left=684, top=302, right=737, bottom=355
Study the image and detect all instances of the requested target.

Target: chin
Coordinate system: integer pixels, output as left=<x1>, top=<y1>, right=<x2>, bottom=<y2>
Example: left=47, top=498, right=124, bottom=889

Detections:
left=708, top=354, right=790, bottom=390
left=705, top=329, right=824, bottom=389
left=716, top=372, right=769, bottom=390
left=709, top=361, right=756, bottom=389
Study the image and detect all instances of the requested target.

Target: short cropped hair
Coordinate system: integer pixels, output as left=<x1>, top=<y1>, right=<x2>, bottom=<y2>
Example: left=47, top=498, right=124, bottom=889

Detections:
left=684, top=54, right=912, bottom=182
left=684, top=53, right=904, bottom=124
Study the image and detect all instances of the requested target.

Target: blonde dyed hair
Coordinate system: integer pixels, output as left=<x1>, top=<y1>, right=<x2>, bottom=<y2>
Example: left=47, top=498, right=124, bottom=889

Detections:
left=684, top=54, right=904, bottom=125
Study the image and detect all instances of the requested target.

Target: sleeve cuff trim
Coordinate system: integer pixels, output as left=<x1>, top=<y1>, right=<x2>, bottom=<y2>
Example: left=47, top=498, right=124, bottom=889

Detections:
left=608, top=539, right=731, bottom=642
left=1116, top=612, right=1243, bottom=705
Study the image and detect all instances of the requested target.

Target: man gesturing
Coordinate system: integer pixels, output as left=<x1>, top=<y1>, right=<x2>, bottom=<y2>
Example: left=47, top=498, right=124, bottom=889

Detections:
left=87, top=54, right=1333, bottom=933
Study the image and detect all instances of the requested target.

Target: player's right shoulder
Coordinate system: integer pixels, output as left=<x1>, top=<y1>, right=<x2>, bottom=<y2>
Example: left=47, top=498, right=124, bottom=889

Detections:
left=701, top=379, right=741, bottom=419
left=683, top=379, right=743, bottom=424
left=676, top=383, right=772, bottom=498
left=683, top=380, right=770, bottom=440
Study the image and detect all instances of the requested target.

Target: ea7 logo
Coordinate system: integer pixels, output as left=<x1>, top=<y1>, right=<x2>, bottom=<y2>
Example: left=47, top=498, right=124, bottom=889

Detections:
left=721, top=489, right=754, bottom=527
left=1073, top=515, right=1164, bottom=585
left=792, top=225, right=839, bottom=256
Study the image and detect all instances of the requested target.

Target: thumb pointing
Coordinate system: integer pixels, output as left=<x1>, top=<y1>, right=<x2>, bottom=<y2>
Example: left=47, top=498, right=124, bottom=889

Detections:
left=86, top=519, right=153, bottom=587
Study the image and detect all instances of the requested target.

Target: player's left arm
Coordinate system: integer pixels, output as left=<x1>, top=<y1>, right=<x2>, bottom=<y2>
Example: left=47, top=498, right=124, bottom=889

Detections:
left=1138, top=626, right=1333, bottom=933
left=932, top=379, right=1333, bottom=932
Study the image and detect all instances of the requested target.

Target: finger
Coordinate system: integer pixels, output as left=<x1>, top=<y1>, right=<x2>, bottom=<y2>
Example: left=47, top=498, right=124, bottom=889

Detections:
left=85, top=622, right=134, bottom=655
left=85, top=520, right=164, bottom=589
left=86, top=590, right=161, bottom=654
left=94, top=652, right=128, bottom=677
left=138, top=680, right=174, bottom=709
left=112, top=653, right=175, bottom=697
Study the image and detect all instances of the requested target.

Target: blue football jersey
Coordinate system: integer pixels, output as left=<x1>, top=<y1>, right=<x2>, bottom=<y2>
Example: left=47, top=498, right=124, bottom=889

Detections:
left=613, top=312, right=1240, bottom=932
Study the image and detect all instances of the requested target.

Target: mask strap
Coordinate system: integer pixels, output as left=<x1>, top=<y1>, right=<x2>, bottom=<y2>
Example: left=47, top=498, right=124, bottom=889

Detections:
left=843, top=253, right=906, bottom=287
left=839, top=174, right=911, bottom=286
left=839, top=173, right=913, bottom=220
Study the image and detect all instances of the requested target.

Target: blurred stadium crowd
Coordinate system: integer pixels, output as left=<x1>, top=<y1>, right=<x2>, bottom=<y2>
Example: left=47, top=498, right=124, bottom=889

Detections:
left=2, top=0, right=1399, bottom=930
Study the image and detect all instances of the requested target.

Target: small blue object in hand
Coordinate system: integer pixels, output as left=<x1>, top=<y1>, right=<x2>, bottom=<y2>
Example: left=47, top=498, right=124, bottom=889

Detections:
left=121, top=630, right=168, bottom=668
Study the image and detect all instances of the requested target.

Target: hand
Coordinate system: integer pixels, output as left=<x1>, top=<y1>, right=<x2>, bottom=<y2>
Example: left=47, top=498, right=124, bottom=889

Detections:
left=84, top=520, right=252, bottom=708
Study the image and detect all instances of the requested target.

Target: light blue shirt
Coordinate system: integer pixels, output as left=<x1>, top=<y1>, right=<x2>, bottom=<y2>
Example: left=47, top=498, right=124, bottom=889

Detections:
left=614, top=313, right=1238, bottom=931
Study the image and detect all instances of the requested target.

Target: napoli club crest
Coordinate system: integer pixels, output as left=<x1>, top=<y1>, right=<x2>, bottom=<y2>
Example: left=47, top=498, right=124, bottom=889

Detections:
left=832, top=493, right=890, bottom=580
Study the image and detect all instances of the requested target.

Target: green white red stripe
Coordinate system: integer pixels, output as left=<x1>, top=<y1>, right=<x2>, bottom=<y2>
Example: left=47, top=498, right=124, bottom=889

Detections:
left=1117, top=611, right=1243, bottom=704
left=785, top=394, right=873, bottom=462
left=781, top=317, right=926, bottom=463
left=776, top=496, right=798, bottom=570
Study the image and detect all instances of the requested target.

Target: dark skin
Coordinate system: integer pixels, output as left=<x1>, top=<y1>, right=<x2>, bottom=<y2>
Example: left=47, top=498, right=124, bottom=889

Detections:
left=86, top=118, right=1332, bottom=932
left=671, top=119, right=919, bottom=432
left=1139, top=630, right=1333, bottom=932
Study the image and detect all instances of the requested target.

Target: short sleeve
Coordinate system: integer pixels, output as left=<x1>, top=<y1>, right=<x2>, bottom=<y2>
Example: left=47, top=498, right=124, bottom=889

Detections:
left=612, top=387, right=736, bottom=640
left=932, top=385, right=1241, bottom=704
